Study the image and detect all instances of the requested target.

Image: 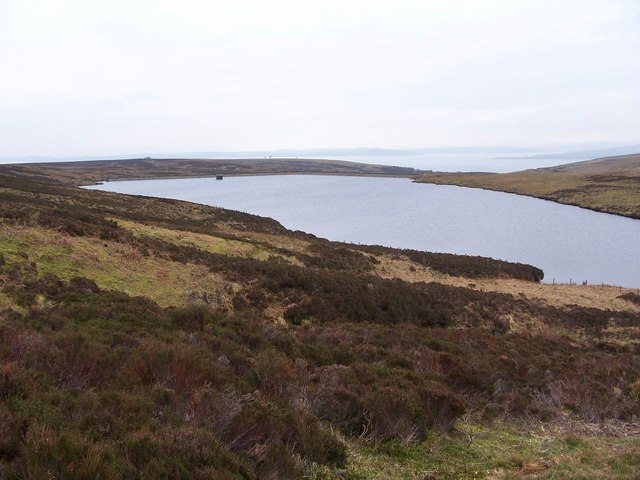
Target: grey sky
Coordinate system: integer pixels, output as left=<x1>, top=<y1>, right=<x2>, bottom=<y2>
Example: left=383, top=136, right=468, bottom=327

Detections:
left=1, top=0, right=639, bottom=157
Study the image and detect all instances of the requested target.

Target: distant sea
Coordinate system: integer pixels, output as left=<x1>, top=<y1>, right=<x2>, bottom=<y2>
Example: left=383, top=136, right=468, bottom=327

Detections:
left=311, top=152, right=593, bottom=173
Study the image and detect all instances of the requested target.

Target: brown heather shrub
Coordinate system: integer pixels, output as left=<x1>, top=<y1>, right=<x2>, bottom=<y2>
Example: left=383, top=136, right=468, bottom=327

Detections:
left=168, top=304, right=219, bottom=331
left=46, top=334, right=117, bottom=391
left=0, top=329, right=119, bottom=392
left=301, top=243, right=376, bottom=272
left=252, top=349, right=296, bottom=398
left=630, top=379, right=640, bottom=402
left=357, top=244, right=544, bottom=281
left=185, top=386, right=345, bottom=477
left=309, top=363, right=464, bottom=442
left=409, top=346, right=446, bottom=375
left=0, top=404, right=26, bottom=460
left=1, top=330, right=47, bottom=370
left=0, top=361, right=31, bottom=401
left=452, top=330, right=640, bottom=421
left=618, top=291, right=640, bottom=306
left=74, top=390, right=157, bottom=440
left=186, top=385, right=346, bottom=475
left=68, top=276, right=100, bottom=295
left=21, top=423, right=121, bottom=480
left=188, top=386, right=244, bottom=433
left=230, top=400, right=345, bottom=473
left=125, top=341, right=224, bottom=392
left=123, top=427, right=251, bottom=480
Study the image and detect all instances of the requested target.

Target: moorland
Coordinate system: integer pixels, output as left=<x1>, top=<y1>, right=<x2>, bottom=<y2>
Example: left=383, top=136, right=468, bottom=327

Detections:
left=0, top=158, right=420, bottom=186
left=415, top=153, right=640, bottom=219
left=0, top=161, right=638, bottom=479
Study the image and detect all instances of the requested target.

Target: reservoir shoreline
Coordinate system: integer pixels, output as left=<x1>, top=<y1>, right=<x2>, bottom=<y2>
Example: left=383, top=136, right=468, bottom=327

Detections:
left=86, top=175, right=640, bottom=288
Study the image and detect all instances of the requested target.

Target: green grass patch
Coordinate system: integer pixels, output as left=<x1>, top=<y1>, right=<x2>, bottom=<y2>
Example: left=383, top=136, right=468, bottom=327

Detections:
left=0, top=224, right=233, bottom=307
left=114, top=218, right=278, bottom=261
left=345, top=424, right=640, bottom=480
left=0, top=227, right=30, bottom=260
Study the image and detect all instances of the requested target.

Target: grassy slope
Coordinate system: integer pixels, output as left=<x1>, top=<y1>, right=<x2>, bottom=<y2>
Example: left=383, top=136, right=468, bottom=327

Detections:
left=0, top=173, right=639, bottom=479
left=415, top=153, right=640, bottom=219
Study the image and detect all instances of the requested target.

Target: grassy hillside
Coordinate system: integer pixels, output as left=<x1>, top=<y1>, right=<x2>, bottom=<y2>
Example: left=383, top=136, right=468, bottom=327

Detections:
left=0, top=157, right=420, bottom=186
left=415, top=153, right=640, bottom=219
left=0, top=173, right=639, bottom=479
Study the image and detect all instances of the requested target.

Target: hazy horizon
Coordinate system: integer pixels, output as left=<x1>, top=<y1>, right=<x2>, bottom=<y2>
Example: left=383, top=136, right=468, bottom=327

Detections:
left=3, top=142, right=640, bottom=173
left=2, top=1, right=639, bottom=159
left=2, top=141, right=639, bottom=159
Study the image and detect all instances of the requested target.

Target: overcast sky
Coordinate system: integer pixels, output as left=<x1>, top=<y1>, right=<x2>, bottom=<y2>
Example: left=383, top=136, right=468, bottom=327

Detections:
left=1, top=0, right=639, bottom=157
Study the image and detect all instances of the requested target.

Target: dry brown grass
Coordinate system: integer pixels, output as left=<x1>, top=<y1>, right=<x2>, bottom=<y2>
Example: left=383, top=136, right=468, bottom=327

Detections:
left=370, top=253, right=640, bottom=313
left=415, top=154, right=640, bottom=219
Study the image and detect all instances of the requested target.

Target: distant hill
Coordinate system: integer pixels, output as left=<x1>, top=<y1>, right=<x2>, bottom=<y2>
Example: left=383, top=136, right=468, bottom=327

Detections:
left=539, top=153, right=640, bottom=174
left=416, top=153, right=640, bottom=219
left=0, top=157, right=423, bottom=186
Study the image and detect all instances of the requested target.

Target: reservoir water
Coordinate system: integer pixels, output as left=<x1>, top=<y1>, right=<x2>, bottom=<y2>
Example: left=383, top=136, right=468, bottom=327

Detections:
left=85, top=175, right=640, bottom=288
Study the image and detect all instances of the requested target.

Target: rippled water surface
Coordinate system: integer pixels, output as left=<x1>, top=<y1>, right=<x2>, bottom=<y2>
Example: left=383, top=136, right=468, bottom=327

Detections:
left=86, top=175, right=640, bottom=287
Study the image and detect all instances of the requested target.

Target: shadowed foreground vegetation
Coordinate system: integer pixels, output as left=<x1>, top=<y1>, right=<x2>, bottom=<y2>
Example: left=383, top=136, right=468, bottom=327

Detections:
left=415, top=153, right=640, bottom=219
left=0, top=172, right=638, bottom=479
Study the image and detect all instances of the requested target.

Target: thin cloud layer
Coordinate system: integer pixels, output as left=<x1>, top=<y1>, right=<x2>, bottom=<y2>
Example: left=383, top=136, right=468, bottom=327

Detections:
left=1, top=0, right=639, bottom=156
